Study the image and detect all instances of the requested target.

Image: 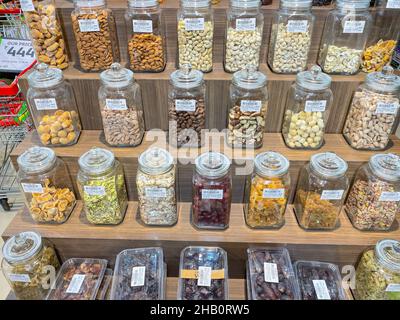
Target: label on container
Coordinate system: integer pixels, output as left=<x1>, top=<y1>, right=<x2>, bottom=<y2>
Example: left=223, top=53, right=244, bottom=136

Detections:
left=320, top=190, right=345, bottom=201
left=379, top=192, right=400, bottom=202
left=21, top=183, right=44, bottom=194
left=375, top=102, right=398, bottom=115
left=197, top=266, right=212, bottom=287
left=235, top=18, right=256, bottom=31
left=305, top=100, right=327, bottom=112
left=175, top=99, right=197, bottom=112
left=240, top=100, right=262, bottom=113
left=386, top=0, right=400, bottom=9
left=66, top=274, right=86, bottom=294
left=343, top=21, right=366, bottom=34
left=287, top=20, right=308, bottom=33
left=386, top=284, right=400, bottom=292
left=184, top=18, right=205, bottom=31
left=201, top=189, right=224, bottom=200
left=34, top=98, right=58, bottom=110
left=263, top=262, right=279, bottom=283
left=133, top=20, right=153, bottom=33
left=312, top=279, right=331, bottom=300
left=262, top=188, right=285, bottom=199
left=84, top=185, right=106, bottom=196
left=131, top=266, right=146, bottom=287
left=180, top=269, right=225, bottom=280
left=9, top=273, right=31, bottom=283
left=145, top=187, right=167, bottom=198
left=78, top=19, right=100, bottom=32
left=105, top=99, right=128, bottom=111
left=20, top=0, right=34, bottom=11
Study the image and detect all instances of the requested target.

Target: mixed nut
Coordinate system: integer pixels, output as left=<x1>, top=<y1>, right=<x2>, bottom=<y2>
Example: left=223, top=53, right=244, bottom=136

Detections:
left=128, top=34, right=165, bottom=72
left=362, top=39, right=397, bottom=73
left=320, top=45, right=363, bottom=74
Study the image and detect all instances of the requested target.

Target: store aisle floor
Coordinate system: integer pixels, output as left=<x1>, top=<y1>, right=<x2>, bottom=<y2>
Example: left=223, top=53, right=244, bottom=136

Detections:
left=0, top=211, right=16, bottom=300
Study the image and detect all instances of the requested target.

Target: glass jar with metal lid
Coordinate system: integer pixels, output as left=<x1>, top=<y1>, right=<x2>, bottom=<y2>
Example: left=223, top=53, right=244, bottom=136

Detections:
left=192, top=152, right=232, bottom=230
left=244, top=151, right=290, bottom=229
left=346, top=153, right=400, bottom=231
left=136, top=147, right=177, bottom=226
left=98, top=63, right=145, bottom=147
left=1, top=231, right=60, bottom=300
left=17, top=146, right=76, bottom=224
left=355, top=239, right=400, bottom=300
left=26, top=63, right=82, bottom=147
left=227, top=66, right=268, bottom=148
left=281, top=65, right=333, bottom=150
left=343, top=66, right=400, bottom=150
left=77, top=147, right=128, bottom=225
left=168, top=64, right=206, bottom=148
left=294, top=152, right=349, bottom=230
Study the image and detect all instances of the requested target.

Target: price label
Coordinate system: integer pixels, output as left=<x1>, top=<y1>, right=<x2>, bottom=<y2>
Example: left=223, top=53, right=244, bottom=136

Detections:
left=84, top=185, right=106, bottom=196
left=386, top=284, right=400, bottom=292
left=184, top=18, right=205, bottom=31
left=197, top=266, right=212, bottom=287
left=386, top=0, right=400, bottom=8
left=20, top=0, right=35, bottom=11
left=145, top=187, right=167, bottom=198
left=287, top=20, right=308, bottom=33
left=201, top=189, right=223, bottom=200
left=240, top=100, right=262, bottom=113
left=262, top=188, right=285, bottom=199
left=375, top=102, right=398, bottom=115
left=264, top=263, right=279, bottom=283
left=34, top=98, right=58, bottom=111
left=379, top=192, right=400, bottom=202
left=9, top=274, right=31, bottom=283
left=21, top=183, right=44, bottom=194
left=305, top=100, right=327, bottom=112
left=343, top=20, right=366, bottom=34
left=0, top=38, right=35, bottom=73
left=312, top=280, right=331, bottom=300
left=320, top=190, right=345, bottom=201
left=66, top=274, right=85, bottom=294
left=131, top=266, right=146, bottom=287
left=133, top=20, right=153, bottom=33
left=175, top=100, right=197, bottom=112
left=105, top=99, right=128, bottom=111
left=235, top=18, right=256, bottom=31
left=78, top=19, right=100, bottom=32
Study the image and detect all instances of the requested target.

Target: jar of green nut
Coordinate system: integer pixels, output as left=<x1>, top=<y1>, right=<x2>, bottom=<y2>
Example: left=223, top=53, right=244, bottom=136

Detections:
left=77, top=147, right=128, bottom=225
left=354, top=239, right=400, bottom=300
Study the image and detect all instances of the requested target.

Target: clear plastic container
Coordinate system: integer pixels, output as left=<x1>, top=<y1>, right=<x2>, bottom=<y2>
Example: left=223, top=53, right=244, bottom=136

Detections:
left=192, top=152, right=232, bottom=230
left=268, top=0, right=314, bottom=74
left=246, top=247, right=300, bottom=300
left=281, top=65, right=333, bottom=150
left=244, top=152, right=290, bottom=229
left=345, top=153, right=400, bottom=231
left=294, top=260, right=347, bottom=300
left=224, top=0, right=263, bottom=73
left=294, top=152, right=349, bottom=230
left=17, top=146, right=76, bottom=224
left=1, top=231, right=60, bottom=300
left=96, top=268, right=113, bottom=300
left=178, top=246, right=228, bottom=300
left=110, top=247, right=165, bottom=300
left=46, top=258, right=107, bottom=300
left=98, top=63, right=145, bottom=147
left=26, top=63, right=82, bottom=147
left=77, top=147, right=128, bottom=225
left=343, top=66, right=400, bottom=151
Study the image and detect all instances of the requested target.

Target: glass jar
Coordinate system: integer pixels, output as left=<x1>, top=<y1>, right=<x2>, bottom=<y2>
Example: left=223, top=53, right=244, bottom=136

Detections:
left=244, top=151, right=290, bottom=229
left=281, top=65, right=333, bottom=150
left=192, top=152, right=232, bottom=230
left=343, top=67, right=399, bottom=151
left=125, top=0, right=166, bottom=72
left=17, top=146, right=76, bottom=223
left=224, top=0, right=263, bottom=73
left=227, top=66, right=268, bottom=148
left=168, top=65, right=206, bottom=148
left=345, top=153, right=400, bottom=231
left=24, top=0, right=69, bottom=70
left=268, top=0, right=314, bottom=74
left=98, top=63, right=145, bottom=147
left=354, top=239, right=400, bottom=300
left=177, top=0, right=214, bottom=73
left=71, top=0, right=120, bottom=72
left=26, top=63, right=82, bottom=147
left=1, top=231, right=60, bottom=300
left=294, top=152, right=349, bottom=230
left=318, top=0, right=372, bottom=75
left=77, top=147, right=128, bottom=225
left=136, top=147, right=177, bottom=226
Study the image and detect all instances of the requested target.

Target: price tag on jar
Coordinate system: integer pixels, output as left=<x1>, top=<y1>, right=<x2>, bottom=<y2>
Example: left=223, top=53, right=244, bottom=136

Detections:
left=84, top=186, right=106, bottom=196
left=197, top=266, right=212, bottom=287
left=240, top=100, right=262, bottom=113
left=105, top=99, right=128, bottom=111
left=386, top=0, right=400, bottom=8
left=343, top=20, right=366, bottom=34
left=20, top=0, right=35, bottom=11
left=287, top=20, right=308, bottom=33
left=78, top=19, right=100, bottom=32
left=133, top=20, right=153, bottom=33
left=184, top=18, right=205, bottom=31
left=262, top=188, right=285, bottom=199
left=379, top=192, right=400, bottom=202
left=66, top=274, right=86, bottom=294
left=263, top=262, right=279, bottom=283
left=320, top=190, right=345, bottom=201
left=9, top=274, right=31, bottom=283
left=201, top=189, right=223, bottom=200
left=235, top=18, right=256, bottom=31
left=375, top=102, right=398, bottom=115
left=0, top=38, right=35, bottom=73
left=305, top=100, right=327, bottom=113
left=386, top=284, right=400, bottom=292
left=34, top=98, right=58, bottom=111
left=21, top=183, right=44, bottom=194
left=175, top=99, right=197, bottom=112
left=312, top=280, right=331, bottom=300
left=145, top=187, right=167, bottom=198
left=131, top=266, right=146, bottom=287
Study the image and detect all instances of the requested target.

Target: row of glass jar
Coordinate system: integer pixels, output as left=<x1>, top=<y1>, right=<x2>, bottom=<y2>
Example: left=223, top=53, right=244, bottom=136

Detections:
left=3, top=231, right=400, bottom=300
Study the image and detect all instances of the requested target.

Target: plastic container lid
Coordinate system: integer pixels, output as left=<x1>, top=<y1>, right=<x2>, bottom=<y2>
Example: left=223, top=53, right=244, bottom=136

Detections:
left=170, top=64, right=204, bottom=90
left=375, top=239, right=400, bottom=273
left=310, top=152, right=348, bottom=179
left=365, top=66, right=400, bottom=93
left=180, top=0, right=210, bottom=8
left=336, top=0, right=370, bottom=9
left=280, top=0, right=313, bottom=8
left=78, top=147, right=115, bottom=175
left=74, top=0, right=106, bottom=7
left=17, top=146, right=57, bottom=174
left=2, top=231, right=43, bottom=265
left=195, top=152, right=230, bottom=179
left=254, top=151, right=290, bottom=178
left=230, top=0, right=261, bottom=8
left=232, top=65, right=267, bottom=90
left=296, top=65, right=332, bottom=91
left=100, top=63, right=134, bottom=88
left=138, top=147, right=174, bottom=175
left=128, top=0, right=159, bottom=8
left=27, top=63, right=63, bottom=89
left=369, top=153, right=400, bottom=182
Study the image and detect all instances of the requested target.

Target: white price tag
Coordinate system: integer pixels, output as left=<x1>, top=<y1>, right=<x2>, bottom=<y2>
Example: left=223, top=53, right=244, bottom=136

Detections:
left=379, top=192, right=400, bottom=202
left=197, top=266, right=212, bottom=287
left=133, top=20, right=153, bottom=33
left=387, top=0, right=400, bottom=8
left=184, top=18, right=205, bottom=31
left=78, top=19, right=100, bottom=32
left=375, top=102, right=398, bottom=115
left=312, top=280, right=331, bottom=300
left=287, top=20, right=308, bottom=33
left=343, top=20, right=366, bottom=34
left=175, top=100, right=197, bottom=112
left=84, top=186, right=106, bottom=196
left=21, top=183, right=44, bottom=194
left=34, top=98, right=58, bottom=110
left=201, top=189, right=224, bottom=200
left=264, top=263, right=279, bottom=283
left=262, top=188, right=285, bottom=199
left=305, top=100, right=327, bottom=112
left=145, top=187, right=167, bottom=198
left=386, top=284, right=400, bottom=292
left=105, top=99, right=128, bottom=111
left=9, top=274, right=31, bottom=283
left=320, top=190, right=345, bottom=201
left=20, top=0, right=35, bottom=11
left=235, top=18, right=256, bottom=31
left=240, top=100, right=262, bottom=113
left=131, top=266, right=146, bottom=287
left=66, top=274, right=85, bottom=294
left=0, top=38, right=35, bottom=73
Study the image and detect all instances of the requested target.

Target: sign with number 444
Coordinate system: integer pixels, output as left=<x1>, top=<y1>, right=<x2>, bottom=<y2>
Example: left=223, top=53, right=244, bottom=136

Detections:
left=0, top=38, right=35, bottom=73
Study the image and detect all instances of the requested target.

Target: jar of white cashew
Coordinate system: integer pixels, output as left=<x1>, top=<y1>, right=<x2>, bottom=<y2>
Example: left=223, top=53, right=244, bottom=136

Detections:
left=224, top=0, right=263, bottom=73
left=177, top=0, right=214, bottom=73
left=318, top=0, right=372, bottom=75
left=282, top=65, right=333, bottom=149
left=343, top=66, right=400, bottom=150
left=268, top=0, right=314, bottom=74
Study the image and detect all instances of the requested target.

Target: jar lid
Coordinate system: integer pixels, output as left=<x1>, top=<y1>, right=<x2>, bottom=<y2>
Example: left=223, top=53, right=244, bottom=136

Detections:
left=375, top=239, right=400, bottom=273
left=78, top=147, right=115, bottom=175
left=100, top=63, right=134, bottom=88
left=232, top=65, right=267, bottom=90
left=128, top=0, right=158, bottom=7
left=280, top=0, right=312, bottom=9
left=17, top=146, right=57, bottom=174
left=254, top=151, right=290, bottom=178
left=138, top=147, right=174, bottom=175
left=2, top=231, right=43, bottom=264
left=365, top=66, right=400, bottom=93
left=195, top=152, right=230, bottom=179
left=310, top=152, right=348, bottom=179
left=336, top=0, right=370, bottom=9
left=369, top=153, right=400, bottom=182
left=180, top=0, right=210, bottom=8
left=296, top=65, right=332, bottom=91
left=27, top=63, right=63, bottom=89
left=230, top=0, right=260, bottom=8
left=170, top=64, right=204, bottom=89
left=74, top=0, right=106, bottom=7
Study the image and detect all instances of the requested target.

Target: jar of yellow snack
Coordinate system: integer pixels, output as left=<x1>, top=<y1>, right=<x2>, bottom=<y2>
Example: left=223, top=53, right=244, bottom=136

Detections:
left=244, top=151, right=290, bottom=229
